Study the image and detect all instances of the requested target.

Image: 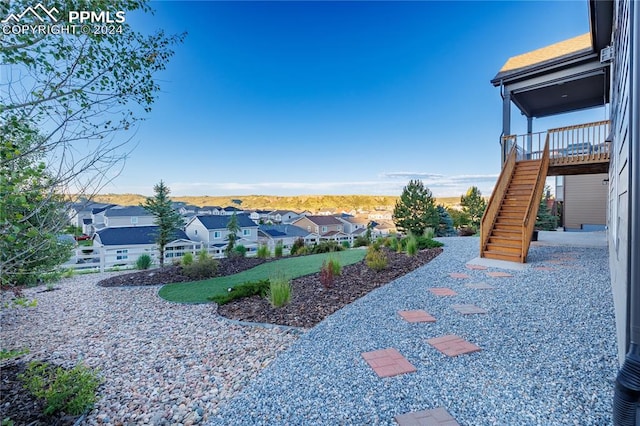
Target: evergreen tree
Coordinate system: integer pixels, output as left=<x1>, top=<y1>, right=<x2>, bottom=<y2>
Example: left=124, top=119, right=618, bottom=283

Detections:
left=535, top=186, right=558, bottom=231
left=141, top=181, right=184, bottom=267
left=225, top=213, right=241, bottom=257
left=460, top=186, right=487, bottom=228
left=393, top=180, right=439, bottom=236
left=446, top=206, right=471, bottom=229
left=436, top=205, right=456, bottom=237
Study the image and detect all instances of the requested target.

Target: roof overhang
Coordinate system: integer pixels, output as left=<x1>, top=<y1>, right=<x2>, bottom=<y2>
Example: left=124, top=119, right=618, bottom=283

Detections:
left=491, top=3, right=614, bottom=120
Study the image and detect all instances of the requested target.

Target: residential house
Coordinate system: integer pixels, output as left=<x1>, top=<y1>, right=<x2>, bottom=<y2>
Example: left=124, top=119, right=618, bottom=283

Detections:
left=488, top=0, right=639, bottom=390
left=222, top=206, right=243, bottom=215
left=67, top=200, right=114, bottom=228
left=257, top=224, right=318, bottom=254
left=337, top=216, right=370, bottom=234
left=185, top=214, right=259, bottom=257
left=179, top=205, right=197, bottom=216
left=93, top=226, right=196, bottom=265
left=103, top=206, right=155, bottom=228
left=291, top=215, right=350, bottom=244
left=267, top=210, right=301, bottom=224
left=196, top=205, right=223, bottom=215
left=249, top=209, right=272, bottom=223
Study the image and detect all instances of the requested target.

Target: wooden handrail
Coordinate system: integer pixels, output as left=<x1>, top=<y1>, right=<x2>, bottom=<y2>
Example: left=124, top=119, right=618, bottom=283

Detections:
left=521, top=136, right=550, bottom=262
left=480, top=142, right=517, bottom=256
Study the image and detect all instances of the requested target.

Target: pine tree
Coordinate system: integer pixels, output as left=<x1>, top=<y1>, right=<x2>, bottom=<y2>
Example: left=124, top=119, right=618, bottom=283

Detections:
left=141, top=181, right=184, bottom=267
left=535, top=187, right=558, bottom=231
left=436, top=205, right=456, bottom=237
left=460, top=186, right=487, bottom=228
left=393, top=180, right=439, bottom=236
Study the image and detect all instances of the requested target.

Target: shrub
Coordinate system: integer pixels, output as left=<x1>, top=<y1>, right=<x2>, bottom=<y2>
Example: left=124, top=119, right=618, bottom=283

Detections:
left=319, top=261, right=334, bottom=289
left=415, top=236, right=444, bottom=249
left=327, top=254, right=342, bottom=276
left=182, top=252, right=194, bottom=266
left=366, top=246, right=388, bottom=271
left=183, top=254, right=218, bottom=280
left=257, top=244, right=271, bottom=259
left=423, top=227, right=435, bottom=239
left=268, top=272, right=291, bottom=308
left=197, top=249, right=209, bottom=262
left=311, top=241, right=344, bottom=254
left=0, top=348, right=29, bottom=360
left=135, top=254, right=152, bottom=270
left=353, top=235, right=369, bottom=248
left=274, top=241, right=284, bottom=258
left=61, top=268, right=75, bottom=279
left=458, top=226, right=476, bottom=236
left=208, top=279, right=270, bottom=305
left=19, top=361, right=101, bottom=416
left=406, top=236, right=418, bottom=256
left=290, top=238, right=305, bottom=255
left=234, top=245, right=247, bottom=258
left=341, top=241, right=350, bottom=249
left=388, top=236, right=398, bottom=251
left=296, top=246, right=309, bottom=256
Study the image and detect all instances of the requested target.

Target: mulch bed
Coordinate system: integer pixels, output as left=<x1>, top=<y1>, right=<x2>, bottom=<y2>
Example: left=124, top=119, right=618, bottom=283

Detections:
left=0, top=360, right=82, bottom=426
left=97, top=257, right=268, bottom=287
left=217, top=247, right=443, bottom=328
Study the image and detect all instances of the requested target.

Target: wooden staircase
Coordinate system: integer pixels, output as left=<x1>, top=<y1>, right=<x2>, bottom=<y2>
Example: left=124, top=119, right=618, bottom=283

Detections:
left=480, top=140, right=550, bottom=263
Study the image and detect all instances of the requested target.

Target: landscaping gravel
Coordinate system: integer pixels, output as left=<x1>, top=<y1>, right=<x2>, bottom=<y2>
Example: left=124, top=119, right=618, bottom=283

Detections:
left=213, top=237, right=618, bottom=425
left=0, top=272, right=299, bottom=425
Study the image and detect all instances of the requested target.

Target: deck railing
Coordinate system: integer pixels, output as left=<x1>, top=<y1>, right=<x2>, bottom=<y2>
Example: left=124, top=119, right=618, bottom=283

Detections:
left=502, top=120, right=611, bottom=166
left=480, top=143, right=517, bottom=256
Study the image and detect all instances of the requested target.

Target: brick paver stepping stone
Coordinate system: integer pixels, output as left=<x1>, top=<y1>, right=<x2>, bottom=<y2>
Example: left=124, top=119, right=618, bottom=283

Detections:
left=429, top=287, right=457, bottom=296
left=452, top=304, right=487, bottom=315
left=466, top=264, right=488, bottom=270
left=449, top=272, right=470, bottom=279
left=427, top=335, right=481, bottom=357
left=465, top=282, right=495, bottom=290
left=534, top=266, right=555, bottom=271
left=395, top=407, right=460, bottom=426
left=398, top=310, right=436, bottom=323
left=486, top=271, right=513, bottom=278
left=361, top=348, right=417, bottom=378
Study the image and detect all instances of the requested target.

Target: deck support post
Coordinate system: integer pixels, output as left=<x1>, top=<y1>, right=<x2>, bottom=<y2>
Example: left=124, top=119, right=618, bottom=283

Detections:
left=502, top=90, right=512, bottom=164
left=527, top=116, right=533, bottom=159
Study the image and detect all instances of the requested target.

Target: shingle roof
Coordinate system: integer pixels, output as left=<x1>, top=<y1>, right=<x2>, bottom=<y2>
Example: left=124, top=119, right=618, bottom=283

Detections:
left=104, top=206, right=152, bottom=217
left=259, top=224, right=310, bottom=238
left=96, top=226, right=188, bottom=246
left=494, top=33, right=592, bottom=81
left=298, top=215, right=343, bottom=226
left=196, top=214, right=257, bottom=230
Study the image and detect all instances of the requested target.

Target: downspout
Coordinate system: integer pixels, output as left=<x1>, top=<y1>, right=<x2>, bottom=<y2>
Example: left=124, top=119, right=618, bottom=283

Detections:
left=613, top=1, right=640, bottom=424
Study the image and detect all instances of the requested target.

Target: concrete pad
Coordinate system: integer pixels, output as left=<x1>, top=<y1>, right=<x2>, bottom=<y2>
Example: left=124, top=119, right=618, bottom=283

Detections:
left=466, top=257, right=527, bottom=271
left=530, top=230, right=607, bottom=248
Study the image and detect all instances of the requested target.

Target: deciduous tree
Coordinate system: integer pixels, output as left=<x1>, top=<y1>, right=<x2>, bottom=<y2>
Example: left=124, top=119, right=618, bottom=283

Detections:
left=0, top=0, right=184, bottom=282
left=392, top=180, right=439, bottom=236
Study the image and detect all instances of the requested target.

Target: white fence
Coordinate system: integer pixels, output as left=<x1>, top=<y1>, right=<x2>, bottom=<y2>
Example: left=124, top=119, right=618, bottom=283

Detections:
left=61, top=241, right=258, bottom=273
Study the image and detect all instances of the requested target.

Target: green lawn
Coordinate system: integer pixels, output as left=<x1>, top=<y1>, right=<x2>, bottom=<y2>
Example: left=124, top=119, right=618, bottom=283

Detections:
left=158, top=249, right=367, bottom=303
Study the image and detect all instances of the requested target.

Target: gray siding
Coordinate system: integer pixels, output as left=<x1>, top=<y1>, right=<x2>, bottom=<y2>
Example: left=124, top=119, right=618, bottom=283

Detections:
left=608, top=0, right=632, bottom=364
left=563, top=174, right=608, bottom=230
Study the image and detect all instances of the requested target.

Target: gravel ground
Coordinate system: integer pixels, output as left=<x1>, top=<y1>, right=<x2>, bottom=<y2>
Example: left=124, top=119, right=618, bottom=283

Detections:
left=213, top=237, right=618, bottom=425
left=0, top=272, right=299, bottom=425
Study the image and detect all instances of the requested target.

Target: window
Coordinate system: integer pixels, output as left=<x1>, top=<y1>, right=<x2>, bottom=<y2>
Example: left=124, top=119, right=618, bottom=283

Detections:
left=243, top=229, right=251, bottom=236
left=131, top=217, right=138, bottom=224
left=214, top=231, right=222, bottom=239
left=321, top=226, right=327, bottom=233
left=338, top=225, right=342, bottom=231
left=116, top=249, right=128, bottom=260
left=194, top=229, right=198, bottom=236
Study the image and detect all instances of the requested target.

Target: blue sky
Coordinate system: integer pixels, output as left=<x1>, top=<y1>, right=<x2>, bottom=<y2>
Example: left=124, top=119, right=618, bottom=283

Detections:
left=102, top=0, right=605, bottom=197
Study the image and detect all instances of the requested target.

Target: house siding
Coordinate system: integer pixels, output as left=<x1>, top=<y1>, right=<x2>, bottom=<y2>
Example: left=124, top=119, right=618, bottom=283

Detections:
left=105, top=216, right=155, bottom=228
left=608, top=0, right=634, bottom=364
left=563, top=174, right=608, bottom=230
left=186, top=220, right=210, bottom=244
